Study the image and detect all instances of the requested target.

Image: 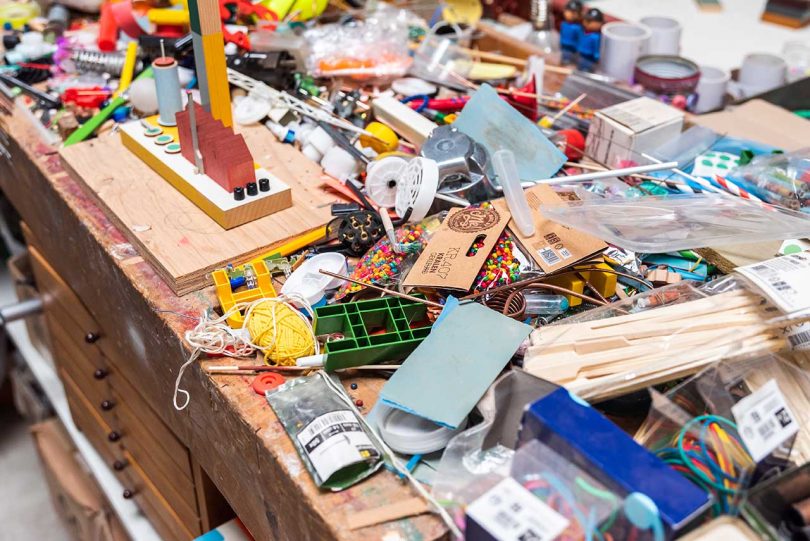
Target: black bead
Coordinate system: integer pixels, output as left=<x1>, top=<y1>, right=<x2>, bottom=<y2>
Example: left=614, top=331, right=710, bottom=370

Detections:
left=259, top=178, right=270, bottom=192
left=246, top=181, right=258, bottom=196
left=234, top=186, right=245, bottom=201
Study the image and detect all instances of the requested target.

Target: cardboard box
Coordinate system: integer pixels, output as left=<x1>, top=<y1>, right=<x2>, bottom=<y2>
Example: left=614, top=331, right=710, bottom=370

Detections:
left=30, top=419, right=129, bottom=541
left=586, top=97, right=684, bottom=166
left=7, top=251, right=52, bottom=363
left=10, top=362, right=53, bottom=422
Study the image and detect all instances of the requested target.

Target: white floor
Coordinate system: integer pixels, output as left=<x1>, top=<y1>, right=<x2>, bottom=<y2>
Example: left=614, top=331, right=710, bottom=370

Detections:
left=0, top=407, right=72, bottom=541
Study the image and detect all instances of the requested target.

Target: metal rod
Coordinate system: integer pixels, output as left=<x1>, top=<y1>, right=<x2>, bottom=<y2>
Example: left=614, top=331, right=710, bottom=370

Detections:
left=533, top=161, right=679, bottom=185
left=318, top=269, right=444, bottom=309
left=0, top=298, right=43, bottom=326
left=206, top=364, right=400, bottom=373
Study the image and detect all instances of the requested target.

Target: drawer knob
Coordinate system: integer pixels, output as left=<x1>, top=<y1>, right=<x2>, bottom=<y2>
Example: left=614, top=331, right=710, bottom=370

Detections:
left=93, top=368, right=108, bottom=380
left=101, top=400, right=115, bottom=411
left=112, top=460, right=128, bottom=471
left=107, top=431, right=121, bottom=442
left=122, top=489, right=135, bottom=499
left=85, top=332, right=100, bottom=343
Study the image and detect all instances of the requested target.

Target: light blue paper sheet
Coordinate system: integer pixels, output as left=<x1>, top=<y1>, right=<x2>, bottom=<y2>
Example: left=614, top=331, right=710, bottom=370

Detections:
left=453, top=84, right=567, bottom=182
left=380, top=302, right=531, bottom=429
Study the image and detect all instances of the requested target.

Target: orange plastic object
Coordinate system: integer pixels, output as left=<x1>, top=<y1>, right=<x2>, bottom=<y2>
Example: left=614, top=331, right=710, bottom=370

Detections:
left=213, top=259, right=277, bottom=328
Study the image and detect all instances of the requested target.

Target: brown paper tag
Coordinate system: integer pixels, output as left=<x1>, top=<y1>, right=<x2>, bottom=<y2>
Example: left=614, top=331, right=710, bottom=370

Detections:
left=492, top=185, right=606, bottom=272
left=403, top=206, right=510, bottom=290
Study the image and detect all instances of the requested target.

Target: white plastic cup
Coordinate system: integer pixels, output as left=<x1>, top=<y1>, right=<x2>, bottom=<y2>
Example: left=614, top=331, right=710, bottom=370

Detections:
left=694, top=66, right=730, bottom=113
left=600, top=22, right=652, bottom=82
left=640, top=16, right=681, bottom=56
left=738, top=53, right=787, bottom=97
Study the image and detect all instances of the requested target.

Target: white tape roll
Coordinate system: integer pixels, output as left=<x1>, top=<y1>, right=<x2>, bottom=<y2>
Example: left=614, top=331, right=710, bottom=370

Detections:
left=365, top=156, right=407, bottom=208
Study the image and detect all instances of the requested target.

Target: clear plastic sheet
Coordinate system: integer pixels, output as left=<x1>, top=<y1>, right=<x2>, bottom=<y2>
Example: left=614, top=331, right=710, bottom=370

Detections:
left=540, top=193, right=810, bottom=253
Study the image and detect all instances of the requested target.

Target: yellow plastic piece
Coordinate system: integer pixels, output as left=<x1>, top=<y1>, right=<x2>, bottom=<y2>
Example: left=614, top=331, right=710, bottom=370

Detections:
left=247, top=226, right=327, bottom=269
left=581, top=262, right=618, bottom=299
left=147, top=7, right=190, bottom=25
left=442, top=0, right=482, bottom=25
left=265, top=0, right=326, bottom=20
left=546, top=273, right=585, bottom=308
left=467, top=62, right=518, bottom=81
left=213, top=260, right=277, bottom=328
left=114, top=42, right=139, bottom=98
left=359, top=122, right=399, bottom=154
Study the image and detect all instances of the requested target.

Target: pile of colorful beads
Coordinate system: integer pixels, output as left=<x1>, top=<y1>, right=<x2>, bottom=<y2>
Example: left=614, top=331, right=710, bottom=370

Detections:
left=472, top=231, right=521, bottom=293
left=335, top=220, right=431, bottom=300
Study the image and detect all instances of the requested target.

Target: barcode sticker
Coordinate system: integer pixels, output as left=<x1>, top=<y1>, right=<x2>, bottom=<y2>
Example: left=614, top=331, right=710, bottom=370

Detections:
left=731, top=379, right=799, bottom=462
left=537, top=248, right=561, bottom=266
left=296, top=410, right=375, bottom=483
left=736, top=252, right=810, bottom=313
left=467, top=478, right=569, bottom=541
left=787, top=322, right=810, bottom=351
left=558, top=247, right=573, bottom=260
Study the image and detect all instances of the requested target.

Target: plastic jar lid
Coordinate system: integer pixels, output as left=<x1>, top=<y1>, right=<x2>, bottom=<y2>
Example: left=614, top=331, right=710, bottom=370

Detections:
left=378, top=405, right=467, bottom=455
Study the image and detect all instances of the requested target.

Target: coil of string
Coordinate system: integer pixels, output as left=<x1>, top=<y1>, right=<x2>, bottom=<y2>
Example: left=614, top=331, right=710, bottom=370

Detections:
left=173, top=294, right=318, bottom=411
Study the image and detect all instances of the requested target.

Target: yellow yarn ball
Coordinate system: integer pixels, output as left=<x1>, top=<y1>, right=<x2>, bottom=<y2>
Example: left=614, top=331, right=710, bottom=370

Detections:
left=247, top=300, right=315, bottom=366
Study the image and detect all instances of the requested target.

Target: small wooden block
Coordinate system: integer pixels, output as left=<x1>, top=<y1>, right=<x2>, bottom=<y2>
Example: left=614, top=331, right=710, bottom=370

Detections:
left=120, top=121, right=292, bottom=229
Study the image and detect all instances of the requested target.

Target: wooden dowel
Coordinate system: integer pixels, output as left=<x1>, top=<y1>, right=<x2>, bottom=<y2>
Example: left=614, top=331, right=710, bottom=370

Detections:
left=318, top=270, right=444, bottom=309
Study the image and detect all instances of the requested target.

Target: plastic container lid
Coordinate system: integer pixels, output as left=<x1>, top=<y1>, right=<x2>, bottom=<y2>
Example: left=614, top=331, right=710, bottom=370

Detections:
left=280, top=253, right=348, bottom=306
left=378, top=404, right=467, bottom=455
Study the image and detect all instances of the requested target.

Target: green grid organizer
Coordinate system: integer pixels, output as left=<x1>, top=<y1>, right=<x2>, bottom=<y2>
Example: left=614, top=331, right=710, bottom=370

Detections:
left=314, top=296, right=433, bottom=371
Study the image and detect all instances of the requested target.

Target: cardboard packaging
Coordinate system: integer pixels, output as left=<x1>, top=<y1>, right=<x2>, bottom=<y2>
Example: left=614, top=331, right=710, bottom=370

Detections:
left=586, top=96, right=685, bottom=166
left=10, top=362, right=53, bottom=422
left=492, top=185, right=606, bottom=273
left=30, top=419, right=129, bottom=541
left=403, top=206, right=510, bottom=291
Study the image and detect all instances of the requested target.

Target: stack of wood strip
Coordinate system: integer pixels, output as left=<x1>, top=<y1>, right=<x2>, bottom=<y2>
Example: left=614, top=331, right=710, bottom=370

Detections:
left=524, top=289, right=787, bottom=400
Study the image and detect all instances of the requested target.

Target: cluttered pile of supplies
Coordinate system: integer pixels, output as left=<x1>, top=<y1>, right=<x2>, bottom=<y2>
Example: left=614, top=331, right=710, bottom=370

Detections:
left=4, top=0, right=810, bottom=538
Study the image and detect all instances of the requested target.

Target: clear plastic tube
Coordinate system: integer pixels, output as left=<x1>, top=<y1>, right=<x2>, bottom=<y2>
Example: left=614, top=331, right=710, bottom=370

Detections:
left=493, top=149, right=535, bottom=237
left=524, top=292, right=569, bottom=316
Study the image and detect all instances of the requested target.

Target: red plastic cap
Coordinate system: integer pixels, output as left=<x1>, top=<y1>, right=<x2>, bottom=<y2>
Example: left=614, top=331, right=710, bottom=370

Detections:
left=251, top=372, right=285, bottom=395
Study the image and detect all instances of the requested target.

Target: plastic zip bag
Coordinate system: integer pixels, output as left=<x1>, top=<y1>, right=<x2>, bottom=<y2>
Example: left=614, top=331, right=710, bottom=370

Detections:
left=265, top=371, right=383, bottom=491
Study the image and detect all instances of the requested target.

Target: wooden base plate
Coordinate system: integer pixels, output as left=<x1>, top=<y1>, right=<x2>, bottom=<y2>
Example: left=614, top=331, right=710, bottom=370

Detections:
left=119, top=120, right=292, bottom=229
left=59, top=123, right=335, bottom=296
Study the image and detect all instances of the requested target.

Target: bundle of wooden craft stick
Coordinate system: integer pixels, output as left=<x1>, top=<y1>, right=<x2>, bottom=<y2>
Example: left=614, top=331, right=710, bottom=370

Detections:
left=524, top=289, right=788, bottom=401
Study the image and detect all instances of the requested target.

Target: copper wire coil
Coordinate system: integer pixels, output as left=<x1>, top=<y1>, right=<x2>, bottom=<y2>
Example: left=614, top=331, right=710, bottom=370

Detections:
left=483, top=289, right=527, bottom=320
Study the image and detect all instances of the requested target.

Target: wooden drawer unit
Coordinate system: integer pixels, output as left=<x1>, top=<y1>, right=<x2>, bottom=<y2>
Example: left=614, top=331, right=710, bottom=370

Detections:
left=28, top=243, right=229, bottom=539
left=121, top=451, right=199, bottom=541
left=62, top=369, right=125, bottom=468
left=47, top=315, right=118, bottom=428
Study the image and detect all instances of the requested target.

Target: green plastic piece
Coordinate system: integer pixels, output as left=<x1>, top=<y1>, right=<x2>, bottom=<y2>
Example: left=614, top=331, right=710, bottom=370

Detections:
left=314, top=296, right=433, bottom=371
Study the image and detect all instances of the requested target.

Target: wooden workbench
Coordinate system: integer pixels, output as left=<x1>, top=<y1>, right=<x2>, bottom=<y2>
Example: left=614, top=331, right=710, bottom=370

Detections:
left=0, top=106, right=446, bottom=540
